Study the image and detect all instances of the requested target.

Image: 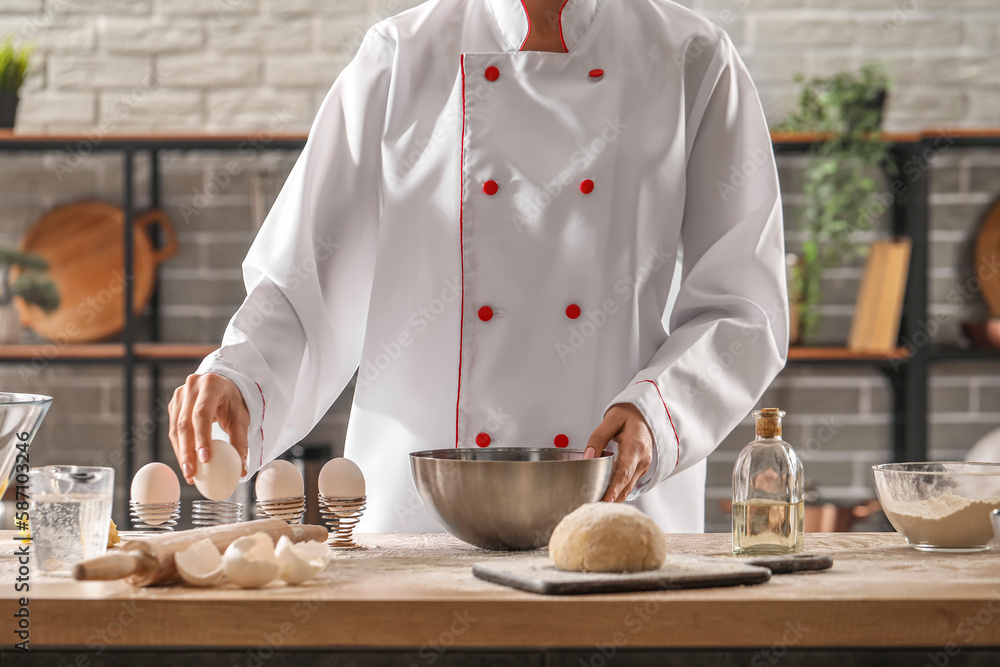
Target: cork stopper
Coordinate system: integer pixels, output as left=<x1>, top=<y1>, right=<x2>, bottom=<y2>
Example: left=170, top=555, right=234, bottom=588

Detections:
left=754, top=408, right=784, bottom=439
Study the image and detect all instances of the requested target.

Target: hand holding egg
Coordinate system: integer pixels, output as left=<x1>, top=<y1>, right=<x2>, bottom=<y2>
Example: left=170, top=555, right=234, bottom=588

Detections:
left=193, top=439, right=243, bottom=501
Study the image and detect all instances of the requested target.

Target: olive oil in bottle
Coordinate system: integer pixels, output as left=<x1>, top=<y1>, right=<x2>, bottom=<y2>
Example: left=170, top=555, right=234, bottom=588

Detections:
left=732, top=408, right=804, bottom=555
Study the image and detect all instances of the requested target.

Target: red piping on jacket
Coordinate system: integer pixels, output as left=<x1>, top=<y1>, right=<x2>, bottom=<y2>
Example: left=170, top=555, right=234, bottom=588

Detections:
left=518, top=0, right=532, bottom=51
left=455, top=55, right=467, bottom=448
left=636, top=379, right=680, bottom=466
left=254, top=380, right=265, bottom=465
left=557, top=0, right=571, bottom=52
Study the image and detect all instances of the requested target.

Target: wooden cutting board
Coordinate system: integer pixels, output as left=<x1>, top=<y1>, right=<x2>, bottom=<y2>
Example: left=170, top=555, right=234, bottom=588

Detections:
left=472, top=555, right=772, bottom=595
left=15, top=201, right=177, bottom=342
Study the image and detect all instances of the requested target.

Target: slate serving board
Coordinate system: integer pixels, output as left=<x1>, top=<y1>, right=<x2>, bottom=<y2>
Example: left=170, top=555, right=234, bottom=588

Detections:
left=740, top=553, right=834, bottom=575
left=472, top=555, right=773, bottom=595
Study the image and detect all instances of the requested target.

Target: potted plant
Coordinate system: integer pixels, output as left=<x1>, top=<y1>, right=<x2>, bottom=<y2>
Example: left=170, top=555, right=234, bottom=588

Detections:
left=0, top=38, right=32, bottom=129
left=0, top=247, right=59, bottom=343
left=775, top=63, right=894, bottom=344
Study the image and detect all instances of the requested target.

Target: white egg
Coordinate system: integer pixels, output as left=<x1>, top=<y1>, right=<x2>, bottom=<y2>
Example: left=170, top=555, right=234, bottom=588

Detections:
left=222, top=533, right=279, bottom=589
left=193, top=439, right=243, bottom=502
left=318, top=457, right=365, bottom=499
left=255, top=460, right=304, bottom=500
left=130, top=462, right=181, bottom=505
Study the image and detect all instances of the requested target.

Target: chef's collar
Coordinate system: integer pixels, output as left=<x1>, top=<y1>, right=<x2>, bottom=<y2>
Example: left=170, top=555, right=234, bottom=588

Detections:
left=487, top=0, right=603, bottom=52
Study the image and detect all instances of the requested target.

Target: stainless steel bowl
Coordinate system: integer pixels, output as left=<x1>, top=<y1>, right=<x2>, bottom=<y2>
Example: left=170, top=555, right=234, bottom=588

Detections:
left=410, top=448, right=613, bottom=550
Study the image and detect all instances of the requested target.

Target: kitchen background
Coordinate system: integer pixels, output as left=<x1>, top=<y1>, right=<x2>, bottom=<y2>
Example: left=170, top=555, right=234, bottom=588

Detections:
left=1, top=0, right=999, bottom=531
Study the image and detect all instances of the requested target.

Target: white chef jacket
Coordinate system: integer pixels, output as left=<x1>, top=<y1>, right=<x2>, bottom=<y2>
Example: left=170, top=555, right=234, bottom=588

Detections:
left=198, top=0, right=789, bottom=534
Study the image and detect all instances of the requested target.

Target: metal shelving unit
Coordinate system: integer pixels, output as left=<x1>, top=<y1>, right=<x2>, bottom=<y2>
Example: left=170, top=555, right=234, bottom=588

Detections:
left=0, top=128, right=997, bottom=505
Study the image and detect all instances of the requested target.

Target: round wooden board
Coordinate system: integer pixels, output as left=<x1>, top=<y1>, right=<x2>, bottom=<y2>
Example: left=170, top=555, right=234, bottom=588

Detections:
left=15, top=201, right=177, bottom=343
left=975, top=196, right=1000, bottom=316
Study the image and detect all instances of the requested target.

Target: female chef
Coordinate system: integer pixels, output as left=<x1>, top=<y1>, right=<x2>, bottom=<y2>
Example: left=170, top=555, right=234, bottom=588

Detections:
left=168, top=0, right=789, bottom=533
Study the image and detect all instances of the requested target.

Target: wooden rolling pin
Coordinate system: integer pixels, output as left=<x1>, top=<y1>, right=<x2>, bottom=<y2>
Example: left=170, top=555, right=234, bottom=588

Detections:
left=73, top=518, right=328, bottom=587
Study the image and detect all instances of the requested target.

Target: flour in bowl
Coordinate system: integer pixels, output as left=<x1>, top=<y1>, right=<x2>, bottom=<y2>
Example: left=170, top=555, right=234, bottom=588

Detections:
left=881, top=492, right=1000, bottom=549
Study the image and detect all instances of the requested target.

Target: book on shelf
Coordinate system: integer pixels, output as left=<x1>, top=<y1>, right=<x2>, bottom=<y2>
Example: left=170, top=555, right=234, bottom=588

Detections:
left=848, top=239, right=912, bottom=354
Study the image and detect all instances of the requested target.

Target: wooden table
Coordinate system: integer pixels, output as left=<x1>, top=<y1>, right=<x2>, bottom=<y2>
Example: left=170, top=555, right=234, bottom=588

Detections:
left=2, top=531, right=1000, bottom=665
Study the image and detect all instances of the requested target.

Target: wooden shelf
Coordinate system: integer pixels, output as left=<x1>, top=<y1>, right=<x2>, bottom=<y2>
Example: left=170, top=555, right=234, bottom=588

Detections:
left=787, top=346, right=911, bottom=362
left=929, top=344, right=1000, bottom=361
left=133, top=343, right=216, bottom=360
left=0, top=342, right=214, bottom=362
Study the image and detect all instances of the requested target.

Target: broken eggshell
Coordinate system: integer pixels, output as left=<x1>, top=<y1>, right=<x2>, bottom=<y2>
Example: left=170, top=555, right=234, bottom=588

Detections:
left=275, top=535, right=330, bottom=584
left=222, top=533, right=280, bottom=589
left=174, top=538, right=225, bottom=587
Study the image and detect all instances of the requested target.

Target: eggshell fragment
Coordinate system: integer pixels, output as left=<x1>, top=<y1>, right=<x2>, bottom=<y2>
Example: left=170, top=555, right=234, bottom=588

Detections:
left=175, top=538, right=224, bottom=587
left=193, top=440, right=243, bottom=501
left=222, top=533, right=279, bottom=589
left=275, top=535, right=330, bottom=585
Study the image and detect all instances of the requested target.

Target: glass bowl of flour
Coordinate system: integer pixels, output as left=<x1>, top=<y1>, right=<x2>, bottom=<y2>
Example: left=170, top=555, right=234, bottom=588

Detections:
left=874, top=462, right=1000, bottom=552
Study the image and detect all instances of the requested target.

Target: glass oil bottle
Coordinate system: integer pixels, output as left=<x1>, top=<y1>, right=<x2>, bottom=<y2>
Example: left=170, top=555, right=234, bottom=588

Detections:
left=732, top=408, right=804, bottom=555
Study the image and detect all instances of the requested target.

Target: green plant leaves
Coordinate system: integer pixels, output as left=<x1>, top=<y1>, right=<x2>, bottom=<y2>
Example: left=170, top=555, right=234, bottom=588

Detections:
left=0, top=38, right=33, bottom=95
left=775, top=62, right=893, bottom=343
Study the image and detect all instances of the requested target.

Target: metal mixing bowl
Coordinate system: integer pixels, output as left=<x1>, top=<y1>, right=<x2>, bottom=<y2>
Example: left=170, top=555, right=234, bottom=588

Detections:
left=410, top=448, right=614, bottom=550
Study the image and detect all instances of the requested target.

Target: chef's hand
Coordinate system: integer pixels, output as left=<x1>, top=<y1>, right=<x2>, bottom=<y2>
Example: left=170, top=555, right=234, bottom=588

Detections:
left=168, top=372, right=250, bottom=484
left=584, top=403, right=653, bottom=503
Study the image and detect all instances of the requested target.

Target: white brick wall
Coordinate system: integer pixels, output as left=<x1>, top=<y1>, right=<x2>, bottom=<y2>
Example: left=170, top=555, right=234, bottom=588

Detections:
left=0, top=0, right=997, bottom=132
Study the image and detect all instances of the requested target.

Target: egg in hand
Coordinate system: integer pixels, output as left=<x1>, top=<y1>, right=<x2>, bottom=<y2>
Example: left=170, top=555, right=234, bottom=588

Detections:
left=193, top=439, right=242, bottom=501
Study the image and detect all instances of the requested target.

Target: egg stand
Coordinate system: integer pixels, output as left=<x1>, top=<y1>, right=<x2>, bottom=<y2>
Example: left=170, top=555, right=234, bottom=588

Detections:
left=191, top=500, right=243, bottom=526
left=128, top=500, right=181, bottom=533
left=255, top=496, right=306, bottom=524
left=319, top=495, right=366, bottom=549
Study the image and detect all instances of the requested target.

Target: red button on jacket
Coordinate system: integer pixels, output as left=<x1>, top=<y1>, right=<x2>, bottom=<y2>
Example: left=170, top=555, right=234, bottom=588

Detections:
left=485, top=66, right=500, bottom=81
left=554, top=434, right=569, bottom=448
left=566, top=304, right=581, bottom=319
left=483, top=180, right=499, bottom=196
left=580, top=179, right=595, bottom=194
left=476, top=432, right=491, bottom=447
left=478, top=306, right=494, bottom=322
left=589, top=69, right=605, bottom=78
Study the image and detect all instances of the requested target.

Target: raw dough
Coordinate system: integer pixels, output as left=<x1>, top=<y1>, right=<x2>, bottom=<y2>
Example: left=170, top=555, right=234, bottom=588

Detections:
left=549, top=503, right=667, bottom=572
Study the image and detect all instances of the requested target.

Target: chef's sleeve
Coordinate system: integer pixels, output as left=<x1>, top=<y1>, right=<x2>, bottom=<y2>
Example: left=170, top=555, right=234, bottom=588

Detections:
left=195, top=26, right=395, bottom=480
left=608, top=30, right=789, bottom=494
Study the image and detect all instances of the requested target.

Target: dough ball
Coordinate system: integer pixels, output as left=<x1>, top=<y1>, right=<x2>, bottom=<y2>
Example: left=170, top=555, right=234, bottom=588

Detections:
left=549, top=503, right=666, bottom=573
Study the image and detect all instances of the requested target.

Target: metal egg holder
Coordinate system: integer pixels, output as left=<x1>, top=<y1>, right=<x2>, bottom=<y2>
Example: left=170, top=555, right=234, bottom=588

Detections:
left=129, top=466, right=367, bottom=548
left=128, top=500, right=181, bottom=533
left=318, top=495, right=367, bottom=550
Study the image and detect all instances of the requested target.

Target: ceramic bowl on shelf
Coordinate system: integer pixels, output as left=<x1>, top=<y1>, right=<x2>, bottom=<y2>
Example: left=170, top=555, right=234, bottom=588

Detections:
left=961, top=319, right=1000, bottom=350
left=409, top=448, right=613, bottom=551
left=873, top=462, right=1000, bottom=552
